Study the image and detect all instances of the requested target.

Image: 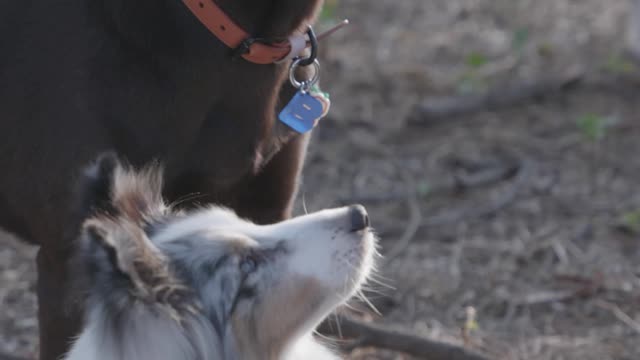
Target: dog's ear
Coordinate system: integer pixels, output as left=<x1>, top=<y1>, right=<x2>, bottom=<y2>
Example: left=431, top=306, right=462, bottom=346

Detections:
left=76, top=155, right=185, bottom=306
left=80, top=216, right=175, bottom=301
left=76, top=152, right=121, bottom=218
left=77, top=152, right=165, bottom=223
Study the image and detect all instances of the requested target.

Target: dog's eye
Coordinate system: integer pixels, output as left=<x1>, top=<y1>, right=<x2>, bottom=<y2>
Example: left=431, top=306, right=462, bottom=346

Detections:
left=240, top=255, right=258, bottom=274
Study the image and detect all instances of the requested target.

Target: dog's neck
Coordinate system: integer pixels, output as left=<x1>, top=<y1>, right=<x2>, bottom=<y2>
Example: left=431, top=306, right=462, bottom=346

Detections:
left=92, top=0, right=322, bottom=56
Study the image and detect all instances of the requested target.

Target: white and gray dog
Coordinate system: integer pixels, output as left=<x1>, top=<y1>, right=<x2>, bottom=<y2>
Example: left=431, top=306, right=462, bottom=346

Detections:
left=64, top=154, right=377, bottom=360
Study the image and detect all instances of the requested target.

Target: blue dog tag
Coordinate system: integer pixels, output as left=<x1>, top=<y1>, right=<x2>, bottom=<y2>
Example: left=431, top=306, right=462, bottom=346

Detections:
left=279, top=89, right=330, bottom=134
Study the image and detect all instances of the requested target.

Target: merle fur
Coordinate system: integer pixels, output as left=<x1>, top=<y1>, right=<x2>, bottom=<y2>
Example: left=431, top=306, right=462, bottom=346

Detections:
left=72, top=156, right=291, bottom=358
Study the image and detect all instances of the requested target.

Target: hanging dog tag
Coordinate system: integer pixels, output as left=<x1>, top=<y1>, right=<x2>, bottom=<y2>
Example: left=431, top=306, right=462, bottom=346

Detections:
left=279, top=88, right=330, bottom=133
left=279, top=58, right=330, bottom=133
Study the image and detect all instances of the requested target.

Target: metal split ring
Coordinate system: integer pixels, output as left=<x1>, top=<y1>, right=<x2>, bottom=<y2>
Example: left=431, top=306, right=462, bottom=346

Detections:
left=288, top=57, right=320, bottom=92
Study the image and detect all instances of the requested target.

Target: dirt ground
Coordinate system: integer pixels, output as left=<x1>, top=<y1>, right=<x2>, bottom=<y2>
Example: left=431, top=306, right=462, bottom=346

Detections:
left=2, top=0, right=640, bottom=359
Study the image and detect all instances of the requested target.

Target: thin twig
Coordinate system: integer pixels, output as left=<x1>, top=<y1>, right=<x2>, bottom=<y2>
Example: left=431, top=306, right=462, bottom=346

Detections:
left=517, top=290, right=578, bottom=306
left=319, top=315, right=491, bottom=360
left=595, top=300, right=640, bottom=335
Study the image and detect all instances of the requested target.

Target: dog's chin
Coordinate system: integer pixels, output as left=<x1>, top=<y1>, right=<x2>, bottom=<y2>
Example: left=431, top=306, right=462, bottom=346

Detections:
left=328, top=228, right=376, bottom=300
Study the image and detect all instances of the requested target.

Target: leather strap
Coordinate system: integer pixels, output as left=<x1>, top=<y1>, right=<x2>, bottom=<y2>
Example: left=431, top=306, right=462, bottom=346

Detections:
left=181, top=0, right=307, bottom=64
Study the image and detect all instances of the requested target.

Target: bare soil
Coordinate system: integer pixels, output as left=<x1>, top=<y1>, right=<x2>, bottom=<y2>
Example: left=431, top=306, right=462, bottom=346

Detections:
left=2, top=0, right=640, bottom=359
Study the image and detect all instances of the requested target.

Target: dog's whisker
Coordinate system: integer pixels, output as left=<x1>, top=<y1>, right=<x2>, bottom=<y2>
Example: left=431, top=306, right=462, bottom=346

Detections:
left=365, top=275, right=395, bottom=290
left=301, top=192, right=309, bottom=215
left=312, top=327, right=337, bottom=342
left=356, top=289, right=382, bottom=316
left=340, top=300, right=359, bottom=312
left=357, top=285, right=388, bottom=296
left=334, top=311, right=344, bottom=339
left=167, top=192, right=209, bottom=209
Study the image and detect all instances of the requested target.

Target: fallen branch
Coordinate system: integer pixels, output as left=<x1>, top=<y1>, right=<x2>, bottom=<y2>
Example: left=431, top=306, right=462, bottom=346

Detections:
left=319, top=315, right=491, bottom=360
left=516, top=289, right=579, bottom=306
left=408, top=69, right=584, bottom=126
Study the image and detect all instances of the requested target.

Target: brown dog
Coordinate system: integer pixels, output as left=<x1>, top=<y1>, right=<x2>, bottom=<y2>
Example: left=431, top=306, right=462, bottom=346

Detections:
left=0, top=1, right=323, bottom=359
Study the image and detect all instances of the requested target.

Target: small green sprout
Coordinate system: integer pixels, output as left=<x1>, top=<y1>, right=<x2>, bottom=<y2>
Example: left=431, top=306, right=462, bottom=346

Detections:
left=576, top=114, right=617, bottom=142
left=466, top=52, right=488, bottom=69
left=620, top=210, right=640, bottom=234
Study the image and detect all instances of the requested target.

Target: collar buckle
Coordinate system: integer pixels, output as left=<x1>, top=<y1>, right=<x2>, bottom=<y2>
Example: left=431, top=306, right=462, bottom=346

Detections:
left=231, top=37, right=257, bottom=59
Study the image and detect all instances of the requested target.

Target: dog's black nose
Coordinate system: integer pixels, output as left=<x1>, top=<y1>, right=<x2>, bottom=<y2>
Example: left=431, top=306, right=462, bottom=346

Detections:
left=349, top=204, right=369, bottom=231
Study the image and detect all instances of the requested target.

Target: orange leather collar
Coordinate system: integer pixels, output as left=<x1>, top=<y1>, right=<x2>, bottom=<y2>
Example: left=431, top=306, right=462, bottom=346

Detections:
left=181, top=0, right=308, bottom=64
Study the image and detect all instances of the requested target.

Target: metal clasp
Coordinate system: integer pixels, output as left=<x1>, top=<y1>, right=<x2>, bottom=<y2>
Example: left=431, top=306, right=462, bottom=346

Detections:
left=288, top=57, right=320, bottom=93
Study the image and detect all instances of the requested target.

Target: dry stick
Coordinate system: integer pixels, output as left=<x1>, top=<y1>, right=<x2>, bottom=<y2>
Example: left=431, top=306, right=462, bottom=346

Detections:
left=408, top=69, right=584, bottom=126
left=517, top=289, right=579, bottom=307
left=319, top=315, right=491, bottom=360
left=595, top=300, right=640, bottom=335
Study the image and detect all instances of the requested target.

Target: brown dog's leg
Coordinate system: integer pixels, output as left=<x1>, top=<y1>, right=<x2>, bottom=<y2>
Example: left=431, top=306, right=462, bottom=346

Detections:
left=236, top=133, right=310, bottom=225
left=36, top=248, right=81, bottom=360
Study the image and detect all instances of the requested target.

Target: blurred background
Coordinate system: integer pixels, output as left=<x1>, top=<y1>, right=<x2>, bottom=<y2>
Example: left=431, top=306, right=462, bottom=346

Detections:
left=2, top=0, right=640, bottom=359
